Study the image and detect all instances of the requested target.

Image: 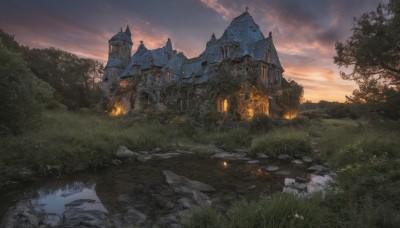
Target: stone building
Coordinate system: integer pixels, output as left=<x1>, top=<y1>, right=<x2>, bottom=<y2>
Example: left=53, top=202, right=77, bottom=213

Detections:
left=103, top=11, right=291, bottom=118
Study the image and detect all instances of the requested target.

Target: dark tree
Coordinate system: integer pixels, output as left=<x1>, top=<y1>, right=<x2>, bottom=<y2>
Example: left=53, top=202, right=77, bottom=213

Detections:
left=0, top=31, right=53, bottom=134
left=22, top=47, right=104, bottom=110
left=334, top=0, right=400, bottom=103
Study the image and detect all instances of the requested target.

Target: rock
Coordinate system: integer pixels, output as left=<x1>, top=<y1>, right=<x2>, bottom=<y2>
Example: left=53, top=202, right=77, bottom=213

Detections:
left=295, top=175, right=308, bottom=183
left=178, top=197, right=192, bottom=209
left=277, top=154, right=290, bottom=161
left=163, top=170, right=216, bottom=192
left=115, top=145, right=139, bottom=158
left=302, top=156, right=313, bottom=163
left=247, top=160, right=260, bottom=164
left=264, top=165, right=279, bottom=172
left=211, top=152, right=249, bottom=161
left=62, top=208, right=114, bottom=227
left=0, top=201, right=39, bottom=228
left=234, top=148, right=250, bottom=154
left=248, top=185, right=256, bottom=190
left=157, top=213, right=181, bottom=228
left=257, top=153, right=269, bottom=159
left=46, top=165, right=62, bottom=176
left=18, top=168, right=36, bottom=180
left=292, top=159, right=304, bottom=166
left=65, top=199, right=96, bottom=208
left=153, top=194, right=175, bottom=209
left=284, top=178, right=296, bottom=186
left=123, top=207, right=147, bottom=226
left=191, top=190, right=212, bottom=205
left=111, top=159, right=122, bottom=165
left=307, top=174, right=333, bottom=194
left=40, top=213, right=62, bottom=227
left=118, top=194, right=131, bottom=203
left=307, top=165, right=328, bottom=174
left=283, top=187, right=299, bottom=195
left=136, top=153, right=181, bottom=162
left=275, top=170, right=290, bottom=177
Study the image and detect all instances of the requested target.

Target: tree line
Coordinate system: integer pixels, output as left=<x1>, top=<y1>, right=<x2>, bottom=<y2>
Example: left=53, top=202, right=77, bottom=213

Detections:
left=0, top=29, right=104, bottom=135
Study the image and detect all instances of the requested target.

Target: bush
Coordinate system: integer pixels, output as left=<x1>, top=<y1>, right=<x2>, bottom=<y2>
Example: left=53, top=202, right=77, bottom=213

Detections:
left=0, top=38, right=53, bottom=135
left=250, top=128, right=312, bottom=158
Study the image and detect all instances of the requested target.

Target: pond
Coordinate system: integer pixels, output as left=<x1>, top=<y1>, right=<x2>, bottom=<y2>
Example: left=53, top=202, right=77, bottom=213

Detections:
left=0, top=154, right=333, bottom=227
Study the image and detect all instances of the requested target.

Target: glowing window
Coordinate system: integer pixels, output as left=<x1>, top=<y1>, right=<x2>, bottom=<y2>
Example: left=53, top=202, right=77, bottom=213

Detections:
left=217, top=96, right=228, bottom=113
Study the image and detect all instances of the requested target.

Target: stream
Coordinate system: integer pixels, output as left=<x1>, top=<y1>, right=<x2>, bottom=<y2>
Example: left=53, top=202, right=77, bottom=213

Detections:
left=0, top=149, right=334, bottom=227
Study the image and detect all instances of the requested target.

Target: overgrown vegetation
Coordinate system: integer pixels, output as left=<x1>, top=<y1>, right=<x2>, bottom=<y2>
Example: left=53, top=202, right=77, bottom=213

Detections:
left=250, top=128, right=311, bottom=158
left=0, top=30, right=53, bottom=135
left=182, top=118, right=400, bottom=227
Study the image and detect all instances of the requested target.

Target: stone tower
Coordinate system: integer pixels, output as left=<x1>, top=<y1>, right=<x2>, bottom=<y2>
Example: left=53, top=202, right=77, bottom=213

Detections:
left=103, top=26, right=133, bottom=97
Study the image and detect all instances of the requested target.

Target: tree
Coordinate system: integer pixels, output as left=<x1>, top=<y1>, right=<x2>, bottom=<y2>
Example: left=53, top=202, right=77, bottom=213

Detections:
left=0, top=33, right=53, bottom=134
left=278, top=78, right=304, bottom=118
left=334, top=0, right=400, bottom=103
left=22, top=47, right=104, bottom=110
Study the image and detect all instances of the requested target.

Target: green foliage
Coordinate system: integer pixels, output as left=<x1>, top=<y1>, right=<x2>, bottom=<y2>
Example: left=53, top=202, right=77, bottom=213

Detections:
left=181, top=206, right=223, bottom=228
left=196, top=128, right=252, bottom=150
left=0, top=37, right=53, bottom=135
left=277, top=78, right=304, bottom=116
left=0, top=111, right=191, bottom=171
left=181, top=194, right=335, bottom=228
left=22, top=47, right=104, bottom=110
left=250, top=128, right=311, bottom=158
left=334, top=0, right=400, bottom=105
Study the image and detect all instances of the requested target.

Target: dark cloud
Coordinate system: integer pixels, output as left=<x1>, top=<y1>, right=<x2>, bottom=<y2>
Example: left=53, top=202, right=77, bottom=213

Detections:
left=0, top=0, right=385, bottom=101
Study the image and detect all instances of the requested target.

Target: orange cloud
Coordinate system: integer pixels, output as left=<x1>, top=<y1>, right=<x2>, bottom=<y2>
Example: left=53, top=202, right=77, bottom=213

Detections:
left=200, top=0, right=239, bottom=20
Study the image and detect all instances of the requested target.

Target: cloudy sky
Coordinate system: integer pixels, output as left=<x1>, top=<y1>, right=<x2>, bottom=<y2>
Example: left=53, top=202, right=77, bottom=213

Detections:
left=0, top=0, right=386, bottom=102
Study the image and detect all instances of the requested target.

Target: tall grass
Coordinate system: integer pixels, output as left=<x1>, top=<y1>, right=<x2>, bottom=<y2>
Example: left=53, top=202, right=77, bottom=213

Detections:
left=181, top=193, right=335, bottom=228
left=250, top=128, right=311, bottom=158
left=0, top=110, right=192, bottom=172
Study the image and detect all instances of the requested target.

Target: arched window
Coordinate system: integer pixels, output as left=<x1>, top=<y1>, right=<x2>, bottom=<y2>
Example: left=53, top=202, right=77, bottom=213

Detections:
left=165, top=69, right=172, bottom=83
left=260, top=64, right=267, bottom=81
left=217, top=96, right=229, bottom=113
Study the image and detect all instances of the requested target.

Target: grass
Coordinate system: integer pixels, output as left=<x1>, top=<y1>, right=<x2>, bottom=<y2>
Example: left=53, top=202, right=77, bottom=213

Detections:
left=0, top=110, right=194, bottom=172
left=182, top=118, right=400, bottom=227
left=250, top=128, right=312, bottom=158
left=181, top=193, right=335, bottom=228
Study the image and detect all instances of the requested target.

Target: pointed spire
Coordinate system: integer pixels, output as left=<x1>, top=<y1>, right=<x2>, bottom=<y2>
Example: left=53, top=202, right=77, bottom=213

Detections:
left=165, top=38, right=172, bottom=49
left=269, top=31, right=272, bottom=37
left=246, top=6, right=249, bottom=13
left=125, top=25, right=131, bottom=36
left=211, top=33, right=216, bottom=40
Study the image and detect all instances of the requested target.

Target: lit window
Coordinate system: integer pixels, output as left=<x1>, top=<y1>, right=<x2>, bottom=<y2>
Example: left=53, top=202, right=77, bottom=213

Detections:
left=217, top=96, right=228, bottom=113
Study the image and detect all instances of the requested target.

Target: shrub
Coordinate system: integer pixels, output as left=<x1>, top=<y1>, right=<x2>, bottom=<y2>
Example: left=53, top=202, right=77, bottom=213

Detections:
left=250, top=128, right=312, bottom=158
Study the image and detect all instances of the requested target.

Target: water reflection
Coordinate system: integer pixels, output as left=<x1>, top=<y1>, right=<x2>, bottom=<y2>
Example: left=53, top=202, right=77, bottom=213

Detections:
left=223, top=161, right=228, bottom=168
left=32, top=181, right=107, bottom=215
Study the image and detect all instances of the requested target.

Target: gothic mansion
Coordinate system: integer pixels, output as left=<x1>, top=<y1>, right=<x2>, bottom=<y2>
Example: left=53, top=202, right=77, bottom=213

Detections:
left=103, top=11, right=289, bottom=119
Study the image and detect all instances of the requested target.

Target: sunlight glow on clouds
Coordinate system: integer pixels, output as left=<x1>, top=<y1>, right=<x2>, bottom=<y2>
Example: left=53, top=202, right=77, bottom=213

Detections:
left=0, top=0, right=384, bottom=102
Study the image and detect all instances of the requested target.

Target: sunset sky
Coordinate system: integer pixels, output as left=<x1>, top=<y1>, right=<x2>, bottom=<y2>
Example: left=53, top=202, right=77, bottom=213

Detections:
left=0, top=0, right=387, bottom=102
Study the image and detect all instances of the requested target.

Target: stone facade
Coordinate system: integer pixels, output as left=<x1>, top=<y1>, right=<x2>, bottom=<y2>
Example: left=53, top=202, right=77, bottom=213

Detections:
left=103, top=11, right=286, bottom=118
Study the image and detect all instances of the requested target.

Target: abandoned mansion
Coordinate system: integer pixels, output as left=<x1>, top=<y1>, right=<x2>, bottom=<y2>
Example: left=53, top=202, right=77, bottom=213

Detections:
left=102, top=11, right=299, bottom=119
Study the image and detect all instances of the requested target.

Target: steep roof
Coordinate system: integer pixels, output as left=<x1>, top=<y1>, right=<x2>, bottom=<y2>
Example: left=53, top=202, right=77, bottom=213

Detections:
left=219, top=12, right=265, bottom=45
left=109, top=29, right=133, bottom=45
